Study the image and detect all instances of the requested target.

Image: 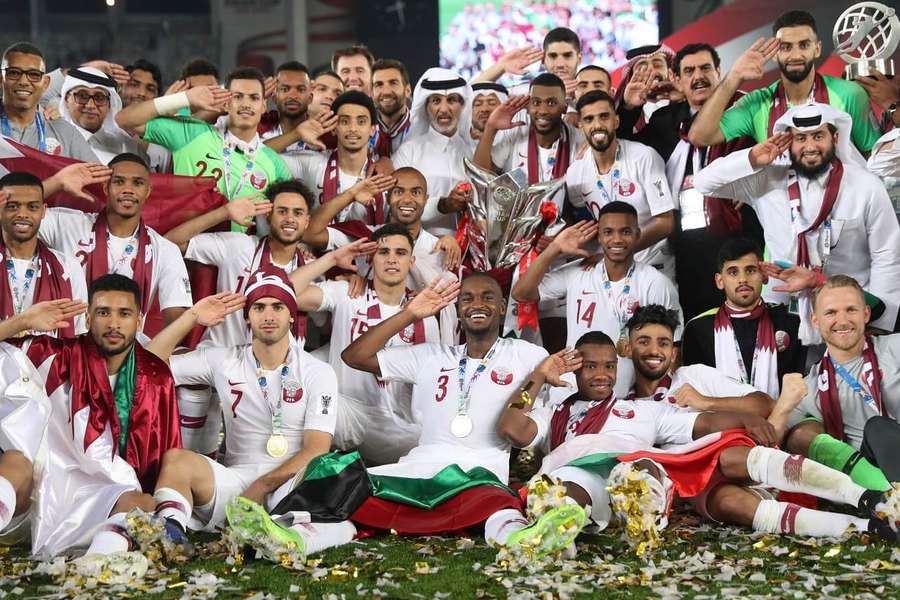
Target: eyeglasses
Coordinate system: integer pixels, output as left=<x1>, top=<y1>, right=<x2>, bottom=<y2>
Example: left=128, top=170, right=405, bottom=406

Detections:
left=68, top=90, right=110, bottom=106
left=3, top=67, right=45, bottom=83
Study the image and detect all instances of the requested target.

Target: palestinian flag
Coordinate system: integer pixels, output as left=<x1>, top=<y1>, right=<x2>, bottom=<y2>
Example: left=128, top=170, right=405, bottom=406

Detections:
left=0, top=137, right=227, bottom=345
left=272, top=452, right=523, bottom=534
left=543, top=430, right=756, bottom=500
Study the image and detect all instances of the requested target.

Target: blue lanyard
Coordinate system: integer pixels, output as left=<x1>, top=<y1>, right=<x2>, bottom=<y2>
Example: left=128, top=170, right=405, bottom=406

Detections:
left=5, top=254, right=38, bottom=314
left=455, top=339, right=501, bottom=417
left=1, top=110, right=46, bottom=152
left=830, top=357, right=877, bottom=412
left=256, top=352, right=290, bottom=433
left=601, top=262, right=635, bottom=333
left=595, top=144, right=621, bottom=204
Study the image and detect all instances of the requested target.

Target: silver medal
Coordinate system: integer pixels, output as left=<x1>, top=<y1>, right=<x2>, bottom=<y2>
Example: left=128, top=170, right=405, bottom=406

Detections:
left=450, top=414, right=474, bottom=438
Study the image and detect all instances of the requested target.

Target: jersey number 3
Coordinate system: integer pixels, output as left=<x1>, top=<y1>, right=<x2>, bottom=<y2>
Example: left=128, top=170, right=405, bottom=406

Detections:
left=434, top=374, right=449, bottom=402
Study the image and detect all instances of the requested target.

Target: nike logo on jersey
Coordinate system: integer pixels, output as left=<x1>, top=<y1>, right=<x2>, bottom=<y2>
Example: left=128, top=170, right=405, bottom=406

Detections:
left=227, top=379, right=244, bottom=386
left=581, top=290, right=597, bottom=295
left=205, top=152, right=218, bottom=160
left=439, top=367, right=455, bottom=372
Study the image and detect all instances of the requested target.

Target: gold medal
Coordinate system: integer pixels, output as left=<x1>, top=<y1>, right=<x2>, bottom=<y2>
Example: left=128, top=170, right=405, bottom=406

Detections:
left=616, top=336, right=628, bottom=358
left=266, top=434, right=288, bottom=458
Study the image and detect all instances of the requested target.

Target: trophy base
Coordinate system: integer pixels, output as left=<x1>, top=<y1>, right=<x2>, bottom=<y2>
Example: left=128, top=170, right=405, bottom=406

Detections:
left=844, top=59, right=894, bottom=79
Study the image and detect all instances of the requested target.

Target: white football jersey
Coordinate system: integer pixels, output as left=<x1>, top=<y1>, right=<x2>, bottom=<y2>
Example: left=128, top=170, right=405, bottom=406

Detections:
left=186, top=233, right=302, bottom=348
left=539, top=259, right=683, bottom=397
left=376, top=337, right=548, bottom=482
left=282, top=150, right=370, bottom=223
left=315, top=280, right=443, bottom=418
left=170, top=338, right=337, bottom=469
left=38, top=207, right=192, bottom=323
left=565, top=139, right=675, bottom=273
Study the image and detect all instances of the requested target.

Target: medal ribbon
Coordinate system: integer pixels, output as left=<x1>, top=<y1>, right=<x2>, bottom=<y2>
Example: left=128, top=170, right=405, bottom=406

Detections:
left=4, top=252, right=38, bottom=314
left=222, top=132, right=260, bottom=199
left=600, top=261, right=635, bottom=338
left=1, top=110, right=46, bottom=152
left=455, top=338, right=502, bottom=419
left=255, top=348, right=291, bottom=436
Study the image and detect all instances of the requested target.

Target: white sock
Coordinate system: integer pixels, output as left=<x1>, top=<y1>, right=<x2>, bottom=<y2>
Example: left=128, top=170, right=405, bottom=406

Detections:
left=484, top=508, right=528, bottom=545
left=290, top=520, right=356, bottom=555
left=746, top=446, right=866, bottom=507
left=85, top=513, right=132, bottom=555
left=751, top=499, right=870, bottom=537
left=154, top=487, right=191, bottom=530
left=0, top=476, right=16, bottom=531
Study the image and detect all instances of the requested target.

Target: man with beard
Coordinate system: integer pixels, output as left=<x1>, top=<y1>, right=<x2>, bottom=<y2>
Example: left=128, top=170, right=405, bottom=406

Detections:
left=0, top=172, right=87, bottom=337
left=564, top=90, right=676, bottom=278
left=38, top=154, right=193, bottom=331
left=302, top=166, right=462, bottom=291
left=682, top=237, right=805, bottom=397
left=470, top=82, right=507, bottom=140
left=0, top=42, right=99, bottom=161
left=474, top=73, right=579, bottom=351
left=512, top=202, right=681, bottom=397
left=488, top=320, right=899, bottom=554
left=371, top=59, right=412, bottom=158
left=121, top=60, right=162, bottom=107
left=473, top=73, right=579, bottom=201
left=291, top=224, right=454, bottom=464
left=0, top=275, right=181, bottom=556
left=689, top=11, right=879, bottom=155
left=332, top=45, right=375, bottom=97
left=258, top=62, right=313, bottom=156
left=773, top=276, right=900, bottom=491
left=136, top=272, right=336, bottom=546
left=615, top=44, right=677, bottom=131
left=285, top=91, right=392, bottom=226
left=617, top=43, right=761, bottom=320
left=693, top=103, right=900, bottom=342
left=392, top=68, right=474, bottom=237
left=222, top=274, right=558, bottom=562
left=116, top=67, right=292, bottom=233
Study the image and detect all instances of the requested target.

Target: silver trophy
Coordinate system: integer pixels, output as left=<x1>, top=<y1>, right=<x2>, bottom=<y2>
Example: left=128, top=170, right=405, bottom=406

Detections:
left=462, top=157, right=565, bottom=271
left=833, top=2, right=899, bottom=79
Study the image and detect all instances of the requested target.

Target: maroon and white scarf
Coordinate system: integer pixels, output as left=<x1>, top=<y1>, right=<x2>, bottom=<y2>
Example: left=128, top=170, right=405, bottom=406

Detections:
left=626, top=374, right=673, bottom=402
left=549, top=391, right=616, bottom=450
left=713, top=301, right=778, bottom=396
left=321, top=150, right=387, bottom=226
left=364, top=279, right=426, bottom=344
left=817, top=337, right=884, bottom=441
left=767, top=72, right=830, bottom=136
left=787, top=158, right=843, bottom=268
left=85, top=215, right=153, bottom=312
left=247, top=237, right=308, bottom=340
left=527, top=124, right=571, bottom=184
left=0, top=240, right=76, bottom=338
left=373, top=110, right=411, bottom=159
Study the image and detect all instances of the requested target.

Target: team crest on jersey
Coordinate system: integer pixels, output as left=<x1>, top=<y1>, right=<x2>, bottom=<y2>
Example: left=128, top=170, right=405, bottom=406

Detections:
left=250, top=170, right=268, bottom=190
left=319, top=394, right=332, bottom=414
left=491, top=367, right=513, bottom=385
left=617, top=179, right=636, bottom=197
left=775, top=330, right=790, bottom=353
left=399, top=324, right=416, bottom=343
left=612, top=407, right=635, bottom=419
left=45, top=137, right=62, bottom=155
left=283, top=379, right=304, bottom=403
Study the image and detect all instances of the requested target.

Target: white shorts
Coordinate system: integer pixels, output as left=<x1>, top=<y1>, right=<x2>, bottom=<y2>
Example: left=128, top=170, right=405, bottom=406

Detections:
left=188, top=458, right=297, bottom=532
left=333, top=394, right=420, bottom=466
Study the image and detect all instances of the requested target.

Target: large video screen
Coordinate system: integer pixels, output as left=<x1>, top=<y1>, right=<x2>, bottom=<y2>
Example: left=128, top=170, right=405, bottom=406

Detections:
left=439, top=0, right=659, bottom=82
